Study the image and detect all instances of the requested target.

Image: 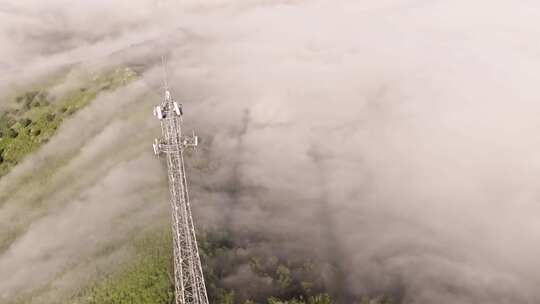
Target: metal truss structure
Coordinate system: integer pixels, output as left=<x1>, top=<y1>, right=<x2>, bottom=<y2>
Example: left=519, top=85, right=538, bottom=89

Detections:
left=153, top=88, right=209, bottom=304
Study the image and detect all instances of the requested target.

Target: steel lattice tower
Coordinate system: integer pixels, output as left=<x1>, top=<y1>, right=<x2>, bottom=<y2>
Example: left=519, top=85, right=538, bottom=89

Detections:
left=153, top=88, right=209, bottom=304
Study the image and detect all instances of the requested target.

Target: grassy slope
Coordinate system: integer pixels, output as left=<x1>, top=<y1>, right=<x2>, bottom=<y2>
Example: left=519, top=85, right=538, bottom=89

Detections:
left=78, top=227, right=175, bottom=304
left=0, top=67, right=136, bottom=178
left=0, top=67, right=139, bottom=257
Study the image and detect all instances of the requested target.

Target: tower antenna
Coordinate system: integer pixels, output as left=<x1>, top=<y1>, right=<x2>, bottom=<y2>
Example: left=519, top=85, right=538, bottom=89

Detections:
left=161, top=55, right=169, bottom=90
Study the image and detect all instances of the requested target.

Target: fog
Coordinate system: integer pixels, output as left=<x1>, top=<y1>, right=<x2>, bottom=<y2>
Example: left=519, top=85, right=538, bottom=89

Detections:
left=2, top=0, right=540, bottom=303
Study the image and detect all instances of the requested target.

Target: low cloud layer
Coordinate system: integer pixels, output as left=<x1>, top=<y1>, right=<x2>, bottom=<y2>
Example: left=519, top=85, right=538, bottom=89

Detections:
left=2, top=0, right=540, bottom=303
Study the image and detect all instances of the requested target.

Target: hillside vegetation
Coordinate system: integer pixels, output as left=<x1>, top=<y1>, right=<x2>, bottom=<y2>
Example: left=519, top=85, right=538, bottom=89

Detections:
left=0, top=67, right=136, bottom=178
left=1, top=68, right=394, bottom=304
left=77, top=227, right=395, bottom=304
left=77, top=227, right=336, bottom=304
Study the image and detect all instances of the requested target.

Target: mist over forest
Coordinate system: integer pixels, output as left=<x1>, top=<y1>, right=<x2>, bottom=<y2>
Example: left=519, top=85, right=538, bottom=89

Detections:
left=1, top=1, right=540, bottom=303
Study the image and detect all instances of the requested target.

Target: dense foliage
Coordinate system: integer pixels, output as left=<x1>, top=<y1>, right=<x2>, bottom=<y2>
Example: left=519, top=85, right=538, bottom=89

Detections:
left=78, top=228, right=337, bottom=304
left=78, top=228, right=395, bottom=304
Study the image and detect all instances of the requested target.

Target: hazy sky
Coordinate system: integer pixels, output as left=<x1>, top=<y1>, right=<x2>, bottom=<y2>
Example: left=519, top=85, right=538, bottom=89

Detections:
left=2, top=1, right=540, bottom=303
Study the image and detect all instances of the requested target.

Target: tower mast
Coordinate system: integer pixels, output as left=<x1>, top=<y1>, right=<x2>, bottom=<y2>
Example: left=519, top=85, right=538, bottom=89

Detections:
left=153, top=67, right=208, bottom=304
